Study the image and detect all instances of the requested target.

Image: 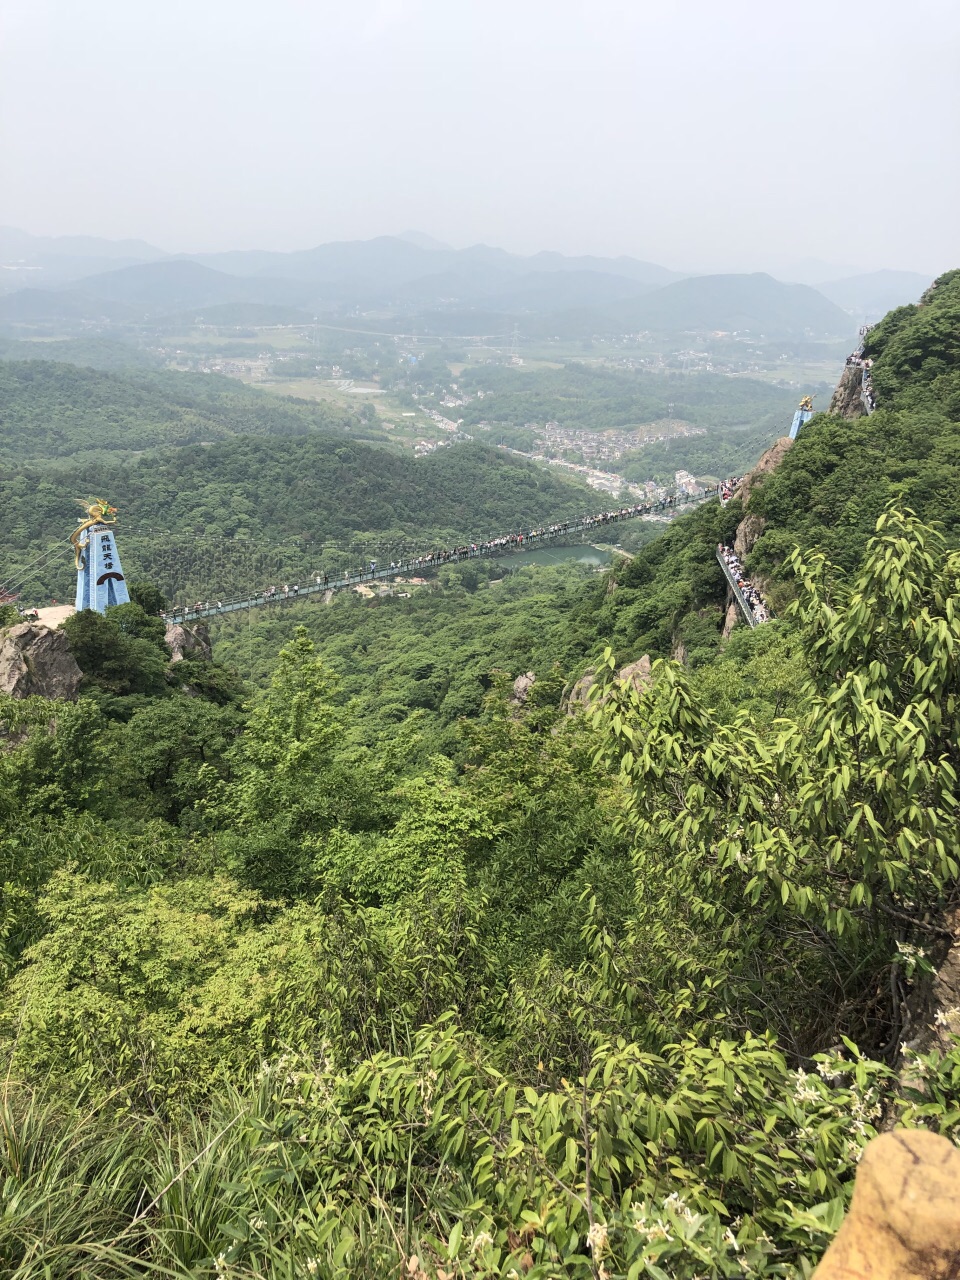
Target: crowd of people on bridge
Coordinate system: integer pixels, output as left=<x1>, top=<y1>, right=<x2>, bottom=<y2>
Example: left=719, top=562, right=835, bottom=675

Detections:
left=163, top=486, right=733, bottom=623
left=717, top=544, right=771, bottom=625
left=845, top=326, right=877, bottom=414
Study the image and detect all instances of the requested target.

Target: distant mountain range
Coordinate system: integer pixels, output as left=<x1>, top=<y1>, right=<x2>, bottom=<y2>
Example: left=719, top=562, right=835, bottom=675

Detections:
left=0, top=227, right=930, bottom=339
left=0, top=226, right=167, bottom=293
left=814, top=270, right=932, bottom=319
left=596, top=273, right=852, bottom=337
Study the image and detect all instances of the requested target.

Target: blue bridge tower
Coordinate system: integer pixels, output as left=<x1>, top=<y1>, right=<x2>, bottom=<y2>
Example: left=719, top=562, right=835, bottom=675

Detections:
left=72, top=499, right=131, bottom=613
left=789, top=395, right=815, bottom=440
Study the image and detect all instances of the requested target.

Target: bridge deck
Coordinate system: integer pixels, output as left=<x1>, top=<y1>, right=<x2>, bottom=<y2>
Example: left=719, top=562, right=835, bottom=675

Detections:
left=167, top=489, right=717, bottom=624
left=716, top=550, right=760, bottom=629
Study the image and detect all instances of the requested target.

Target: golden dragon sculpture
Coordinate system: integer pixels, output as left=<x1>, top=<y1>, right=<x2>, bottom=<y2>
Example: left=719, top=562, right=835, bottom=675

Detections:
left=70, top=498, right=118, bottom=570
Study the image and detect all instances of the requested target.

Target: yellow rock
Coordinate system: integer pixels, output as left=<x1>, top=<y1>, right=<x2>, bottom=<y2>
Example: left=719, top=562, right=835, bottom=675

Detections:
left=813, top=1129, right=960, bottom=1279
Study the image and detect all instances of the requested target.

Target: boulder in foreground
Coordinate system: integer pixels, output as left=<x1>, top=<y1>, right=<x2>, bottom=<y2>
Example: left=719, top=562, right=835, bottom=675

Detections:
left=0, top=621, right=83, bottom=700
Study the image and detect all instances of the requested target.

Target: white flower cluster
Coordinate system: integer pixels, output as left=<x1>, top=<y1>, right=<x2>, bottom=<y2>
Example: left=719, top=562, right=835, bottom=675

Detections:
left=792, top=1067, right=820, bottom=1105
left=662, top=1192, right=699, bottom=1225
left=469, top=1231, right=494, bottom=1255
left=586, top=1221, right=609, bottom=1256
left=417, top=1066, right=439, bottom=1121
left=629, top=1192, right=710, bottom=1248
left=255, top=1051, right=299, bottom=1089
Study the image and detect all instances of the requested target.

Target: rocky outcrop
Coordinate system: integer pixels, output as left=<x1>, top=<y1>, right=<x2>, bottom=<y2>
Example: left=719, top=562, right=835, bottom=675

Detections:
left=733, top=437, right=793, bottom=507
left=0, top=622, right=82, bottom=701
left=721, top=442, right=791, bottom=638
left=619, top=656, right=653, bottom=693
left=897, top=907, right=960, bottom=1059
left=565, top=655, right=652, bottom=712
left=734, top=512, right=766, bottom=559
left=566, top=671, right=594, bottom=710
left=812, top=1129, right=960, bottom=1279
left=829, top=363, right=870, bottom=420
left=721, top=600, right=740, bottom=641
left=510, top=671, right=537, bottom=705
left=164, top=621, right=212, bottom=665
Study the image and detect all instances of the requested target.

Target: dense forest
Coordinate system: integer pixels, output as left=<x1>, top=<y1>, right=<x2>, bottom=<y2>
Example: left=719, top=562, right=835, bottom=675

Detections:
left=213, top=561, right=603, bottom=758
left=1, top=273, right=959, bottom=1278
left=1, top=438, right=598, bottom=605
left=0, top=335, right=166, bottom=372
left=455, top=361, right=802, bottom=436
left=0, top=361, right=373, bottom=464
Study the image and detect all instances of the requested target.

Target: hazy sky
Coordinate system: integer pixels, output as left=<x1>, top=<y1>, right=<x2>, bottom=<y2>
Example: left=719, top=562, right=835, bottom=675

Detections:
left=2, top=0, right=958, bottom=277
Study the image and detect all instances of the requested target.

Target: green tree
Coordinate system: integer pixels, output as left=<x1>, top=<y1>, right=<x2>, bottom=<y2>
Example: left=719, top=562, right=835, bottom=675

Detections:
left=61, top=605, right=170, bottom=706
left=129, top=579, right=167, bottom=616
left=213, top=627, right=385, bottom=895
left=591, top=505, right=960, bottom=1057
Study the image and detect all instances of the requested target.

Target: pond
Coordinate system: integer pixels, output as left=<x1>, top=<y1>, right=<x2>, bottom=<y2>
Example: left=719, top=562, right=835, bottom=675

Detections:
left=505, top=543, right=613, bottom=569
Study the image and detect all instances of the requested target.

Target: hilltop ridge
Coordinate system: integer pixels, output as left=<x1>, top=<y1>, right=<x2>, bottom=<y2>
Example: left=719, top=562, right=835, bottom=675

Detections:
left=0, top=229, right=905, bottom=339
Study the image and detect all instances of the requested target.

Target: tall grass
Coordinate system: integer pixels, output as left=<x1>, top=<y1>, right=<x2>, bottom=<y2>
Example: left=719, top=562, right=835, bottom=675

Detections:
left=0, top=1077, right=425, bottom=1279
left=0, top=1084, right=151, bottom=1278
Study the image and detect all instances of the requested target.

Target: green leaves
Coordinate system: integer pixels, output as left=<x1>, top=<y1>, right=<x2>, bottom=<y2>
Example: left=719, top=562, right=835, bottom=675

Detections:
left=589, top=504, right=960, bottom=1062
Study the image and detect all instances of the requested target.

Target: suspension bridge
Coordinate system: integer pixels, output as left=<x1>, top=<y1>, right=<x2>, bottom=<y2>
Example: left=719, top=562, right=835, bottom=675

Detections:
left=9, top=396, right=850, bottom=632
left=167, top=487, right=728, bottom=623
left=0, top=372, right=874, bottom=637
left=1, top=484, right=745, bottom=624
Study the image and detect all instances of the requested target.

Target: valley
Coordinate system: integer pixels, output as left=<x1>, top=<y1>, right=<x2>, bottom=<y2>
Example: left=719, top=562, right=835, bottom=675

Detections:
left=3, top=0, right=958, bottom=1269
left=0, top=234, right=957, bottom=1280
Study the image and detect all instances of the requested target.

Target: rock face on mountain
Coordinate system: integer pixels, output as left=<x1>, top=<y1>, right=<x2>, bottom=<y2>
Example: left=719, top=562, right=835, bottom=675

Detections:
left=618, top=655, right=653, bottom=693
left=565, top=655, right=652, bottom=711
left=720, top=439, right=794, bottom=639
left=164, top=621, right=212, bottom=664
left=510, top=671, right=537, bottom=705
left=900, top=906, right=960, bottom=1058
left=734, top=437, right=793, bottom=507
left=721, top=600, right=741, bottom=641
left=0, top=622, right=83, bottom=700
left=812, top=1129, right=960, bottom=1280
left=734, top=511, right=767, bottom=559
left=829, top=362, right=870, bottom=420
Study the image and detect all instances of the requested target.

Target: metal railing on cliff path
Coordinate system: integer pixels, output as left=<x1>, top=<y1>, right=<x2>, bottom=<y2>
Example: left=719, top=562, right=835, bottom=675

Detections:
left=846, top=323, right=877, bottom=416
left=716, top=549, right=762, bottom=629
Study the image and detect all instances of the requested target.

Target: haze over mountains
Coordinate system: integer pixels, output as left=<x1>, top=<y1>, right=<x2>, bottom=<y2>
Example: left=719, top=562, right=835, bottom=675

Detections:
left=0, top=226, right=933, bottom=339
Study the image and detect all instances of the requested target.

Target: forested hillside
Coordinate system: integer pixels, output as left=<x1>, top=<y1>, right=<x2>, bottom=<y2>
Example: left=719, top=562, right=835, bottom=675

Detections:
left=457, top=361, right=799, bottom=435
left=579, top=269, right=960, bottom=662
left=0, top=335, right=164, bottom=372
left=2, top=437, right=597, bottom=603
left=214, top=562, right=602, bottom=756
left=1, top=275, right=960, bottom=1278
left=0, top=361, right=370, bottom=463
left=749, top=267, right=960, bottom=576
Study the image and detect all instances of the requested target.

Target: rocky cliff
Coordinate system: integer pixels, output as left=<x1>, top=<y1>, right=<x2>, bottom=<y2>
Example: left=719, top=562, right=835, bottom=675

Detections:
left=828, top=362, right=869, bottom=420
left=164, top=621, right=212, bottom=664
left=0, top=622, right=83, bottom=701
left=733, top=436, right=793, bottom=509
left=564, top=655, right=652, bottom=711
left=724, top=436, right=795, bottom=574
left=720, top=437, right=794, bottom=638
